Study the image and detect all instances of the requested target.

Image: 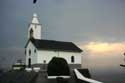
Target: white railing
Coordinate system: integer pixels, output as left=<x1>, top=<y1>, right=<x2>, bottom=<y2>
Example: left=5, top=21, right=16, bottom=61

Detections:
left=74, top=69, right=103, bottom=83
left=47, top=76, right=70, bottom=79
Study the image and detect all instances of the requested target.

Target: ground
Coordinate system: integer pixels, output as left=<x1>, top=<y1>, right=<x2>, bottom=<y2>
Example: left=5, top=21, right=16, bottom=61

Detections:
left=0, top=69, right=90, bottom=83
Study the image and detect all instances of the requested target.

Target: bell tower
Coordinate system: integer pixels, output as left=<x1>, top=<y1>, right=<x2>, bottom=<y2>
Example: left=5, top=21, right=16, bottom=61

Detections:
left=28, top=13, right=42, bottom=39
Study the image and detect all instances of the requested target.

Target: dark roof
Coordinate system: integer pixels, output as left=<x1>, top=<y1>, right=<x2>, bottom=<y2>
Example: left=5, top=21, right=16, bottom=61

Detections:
left=25, top=38, right=82, bottom=52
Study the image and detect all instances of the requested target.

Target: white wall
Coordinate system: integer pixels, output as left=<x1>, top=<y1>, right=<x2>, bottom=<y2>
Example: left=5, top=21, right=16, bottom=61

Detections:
left=34, top=24, right=41, bottom=39
left=37, top=50, right=82, bottom=64
left=26, top=42, right=82, bottom=65
left=59, top=51, right=81, bottom=64
left=25, top=42, right=37, bottom=65
left=28, top=24, right=41, bottom=39
left=37, top=50, right=56, bottom=64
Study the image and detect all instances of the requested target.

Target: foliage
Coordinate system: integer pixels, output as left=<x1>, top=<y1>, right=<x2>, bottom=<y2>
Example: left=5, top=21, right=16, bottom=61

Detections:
left=47, top=57, right=70, bottom=76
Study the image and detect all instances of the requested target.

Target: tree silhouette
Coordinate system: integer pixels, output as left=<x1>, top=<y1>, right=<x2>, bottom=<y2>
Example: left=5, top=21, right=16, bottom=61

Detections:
left=47, top=57, right=70, bottom=76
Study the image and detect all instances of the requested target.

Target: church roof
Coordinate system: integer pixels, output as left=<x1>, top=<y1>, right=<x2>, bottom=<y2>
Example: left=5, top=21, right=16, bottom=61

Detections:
left=25, top=38, right=83, bottom=52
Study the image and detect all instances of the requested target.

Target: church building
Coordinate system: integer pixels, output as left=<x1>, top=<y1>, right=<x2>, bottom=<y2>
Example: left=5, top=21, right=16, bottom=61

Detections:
left=25, top=13, right=83, bottom=67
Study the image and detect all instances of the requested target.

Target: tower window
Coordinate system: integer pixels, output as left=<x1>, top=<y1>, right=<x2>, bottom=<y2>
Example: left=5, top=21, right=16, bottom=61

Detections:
left=30, top=28, right=33, bottom=39
left=29, top=49, right=31, bottom=56
left=71, top=56, right=75, bottom=63
left=34, top=49, right=36, bottom=53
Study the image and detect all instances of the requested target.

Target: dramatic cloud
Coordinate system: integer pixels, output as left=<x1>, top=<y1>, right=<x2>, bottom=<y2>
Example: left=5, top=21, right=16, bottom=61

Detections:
left=0, top=0, right=125, bottom=48
left=0, top=0, right=125, bottom=70
left=80, top=42, right=125, bottom=69
left=80, top=42, right=125, bottom=55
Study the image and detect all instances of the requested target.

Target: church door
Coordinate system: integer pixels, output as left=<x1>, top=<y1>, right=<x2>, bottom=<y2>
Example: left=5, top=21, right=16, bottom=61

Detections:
left=28, top=58, right=31, bottom=68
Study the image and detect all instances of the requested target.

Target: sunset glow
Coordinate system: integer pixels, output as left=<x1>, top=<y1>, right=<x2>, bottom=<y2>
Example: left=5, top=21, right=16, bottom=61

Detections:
left=85, top=42, right=112, bottom=53
left=80, top=42, right=125, bottom=55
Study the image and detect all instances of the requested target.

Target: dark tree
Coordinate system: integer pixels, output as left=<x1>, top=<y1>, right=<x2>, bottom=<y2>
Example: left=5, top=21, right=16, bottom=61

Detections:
left=47, top=57, right=70, bottom=76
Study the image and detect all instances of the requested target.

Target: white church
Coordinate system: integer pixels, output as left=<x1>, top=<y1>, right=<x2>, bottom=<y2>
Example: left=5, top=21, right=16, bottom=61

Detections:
left=25, top=13, right=83, bottom=68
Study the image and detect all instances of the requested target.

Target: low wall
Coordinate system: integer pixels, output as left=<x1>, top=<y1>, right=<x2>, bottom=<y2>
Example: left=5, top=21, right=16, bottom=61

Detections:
left=31, top=64, right=81, bottom=70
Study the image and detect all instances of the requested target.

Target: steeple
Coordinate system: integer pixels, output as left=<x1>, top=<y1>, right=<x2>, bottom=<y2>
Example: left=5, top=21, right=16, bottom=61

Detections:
left=28, top=13, right=42, bottom=39
left=32, top=13, right=39, bottom=24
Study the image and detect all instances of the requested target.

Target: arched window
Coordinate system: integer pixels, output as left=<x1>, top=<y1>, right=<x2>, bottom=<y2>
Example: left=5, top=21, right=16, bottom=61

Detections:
left=29, top=49, right=31, bottom=56
left=71, top=56, right=75, bottom=63
left=30, top=28, right=33, bottom=39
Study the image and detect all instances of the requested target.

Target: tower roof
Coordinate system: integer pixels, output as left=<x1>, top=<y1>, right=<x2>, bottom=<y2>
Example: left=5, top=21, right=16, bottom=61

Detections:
left=31, top=13, right=39, bottom=24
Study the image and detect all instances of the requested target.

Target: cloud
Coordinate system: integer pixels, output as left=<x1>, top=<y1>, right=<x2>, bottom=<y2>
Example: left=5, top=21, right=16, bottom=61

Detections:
left=79, top=41, right=125, bottom=69
left=80, top=42, right=125, bottom=55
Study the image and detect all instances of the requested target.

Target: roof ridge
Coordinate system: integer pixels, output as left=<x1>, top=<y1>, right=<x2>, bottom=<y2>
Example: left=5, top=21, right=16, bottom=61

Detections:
left=26, top=38, right=83, bottom=52
left=31, top=38, right=73, bottom=43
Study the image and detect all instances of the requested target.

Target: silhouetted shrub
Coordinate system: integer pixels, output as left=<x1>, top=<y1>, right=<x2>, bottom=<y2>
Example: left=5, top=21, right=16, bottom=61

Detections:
left=47, top=57, right=70, bottom=76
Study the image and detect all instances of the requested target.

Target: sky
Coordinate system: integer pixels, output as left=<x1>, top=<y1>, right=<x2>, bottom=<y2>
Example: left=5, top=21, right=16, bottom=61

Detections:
left=0, top=0, right=125, bottom=70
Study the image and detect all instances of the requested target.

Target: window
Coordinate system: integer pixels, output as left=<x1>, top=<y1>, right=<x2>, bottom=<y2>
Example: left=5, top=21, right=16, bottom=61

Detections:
left=29, top=49, right=31, bottom=56
left=34, top=49, right=36, bottom=53
left=30, top=28, right=33, bottom=39
left=71, top=56, right=75, bottom=63
left=43, top=60, right=46, bottom=70
left=43, top=60, right=46, bottom=64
